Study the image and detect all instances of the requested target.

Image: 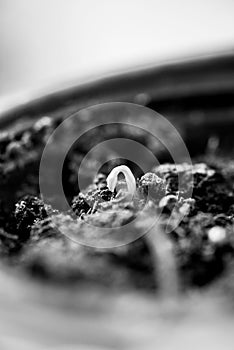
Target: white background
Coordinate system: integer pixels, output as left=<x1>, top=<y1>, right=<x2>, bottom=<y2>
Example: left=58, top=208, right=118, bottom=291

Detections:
left=0, top=0, right=234, bottom=102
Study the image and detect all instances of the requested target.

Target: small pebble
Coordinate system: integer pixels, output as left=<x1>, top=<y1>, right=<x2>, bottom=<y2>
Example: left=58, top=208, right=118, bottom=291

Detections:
left=34, top=116, right=52, bottom=131
left=208, top=226, right=226, bottom=243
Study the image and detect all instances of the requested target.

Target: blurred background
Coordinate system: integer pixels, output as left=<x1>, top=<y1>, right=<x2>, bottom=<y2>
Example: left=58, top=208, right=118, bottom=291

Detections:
left=0, top=0, right=234, bottom=109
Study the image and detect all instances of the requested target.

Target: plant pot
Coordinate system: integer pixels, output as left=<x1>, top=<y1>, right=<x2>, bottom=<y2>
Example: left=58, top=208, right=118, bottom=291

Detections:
left=0, top=51, right=234, bottom=350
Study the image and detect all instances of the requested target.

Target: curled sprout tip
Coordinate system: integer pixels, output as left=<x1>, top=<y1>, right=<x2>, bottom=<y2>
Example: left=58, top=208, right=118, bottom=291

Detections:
left=106, top=165, right=136, bottom=197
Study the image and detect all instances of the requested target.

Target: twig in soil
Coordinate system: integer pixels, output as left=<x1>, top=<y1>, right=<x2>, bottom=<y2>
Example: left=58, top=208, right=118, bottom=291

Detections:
left=142, top=214, right=180, bottom=298
left=0, top=229, right=18, bottom=240
left=134, top=205, right=180, bottom=298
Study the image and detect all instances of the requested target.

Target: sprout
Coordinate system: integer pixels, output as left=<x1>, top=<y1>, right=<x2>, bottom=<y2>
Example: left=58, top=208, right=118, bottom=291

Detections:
left=106, top=165, right=136, bottom=197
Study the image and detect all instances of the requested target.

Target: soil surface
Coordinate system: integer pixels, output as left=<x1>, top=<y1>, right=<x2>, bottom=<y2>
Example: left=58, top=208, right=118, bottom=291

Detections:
left=1, top=115, right=234, bottom=292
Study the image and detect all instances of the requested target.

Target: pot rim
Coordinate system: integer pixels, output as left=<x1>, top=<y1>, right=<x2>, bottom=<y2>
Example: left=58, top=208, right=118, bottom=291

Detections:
left=0, top=49, right=234, bottom=128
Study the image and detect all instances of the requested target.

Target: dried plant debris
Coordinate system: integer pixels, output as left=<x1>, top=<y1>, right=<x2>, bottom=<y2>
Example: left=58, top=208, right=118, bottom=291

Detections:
left=1, top=116, right=234, bottom=292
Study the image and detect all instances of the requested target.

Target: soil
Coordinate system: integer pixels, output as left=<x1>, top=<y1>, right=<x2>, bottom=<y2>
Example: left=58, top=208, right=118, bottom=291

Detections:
left=1, top=115, right=234, bottom=293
